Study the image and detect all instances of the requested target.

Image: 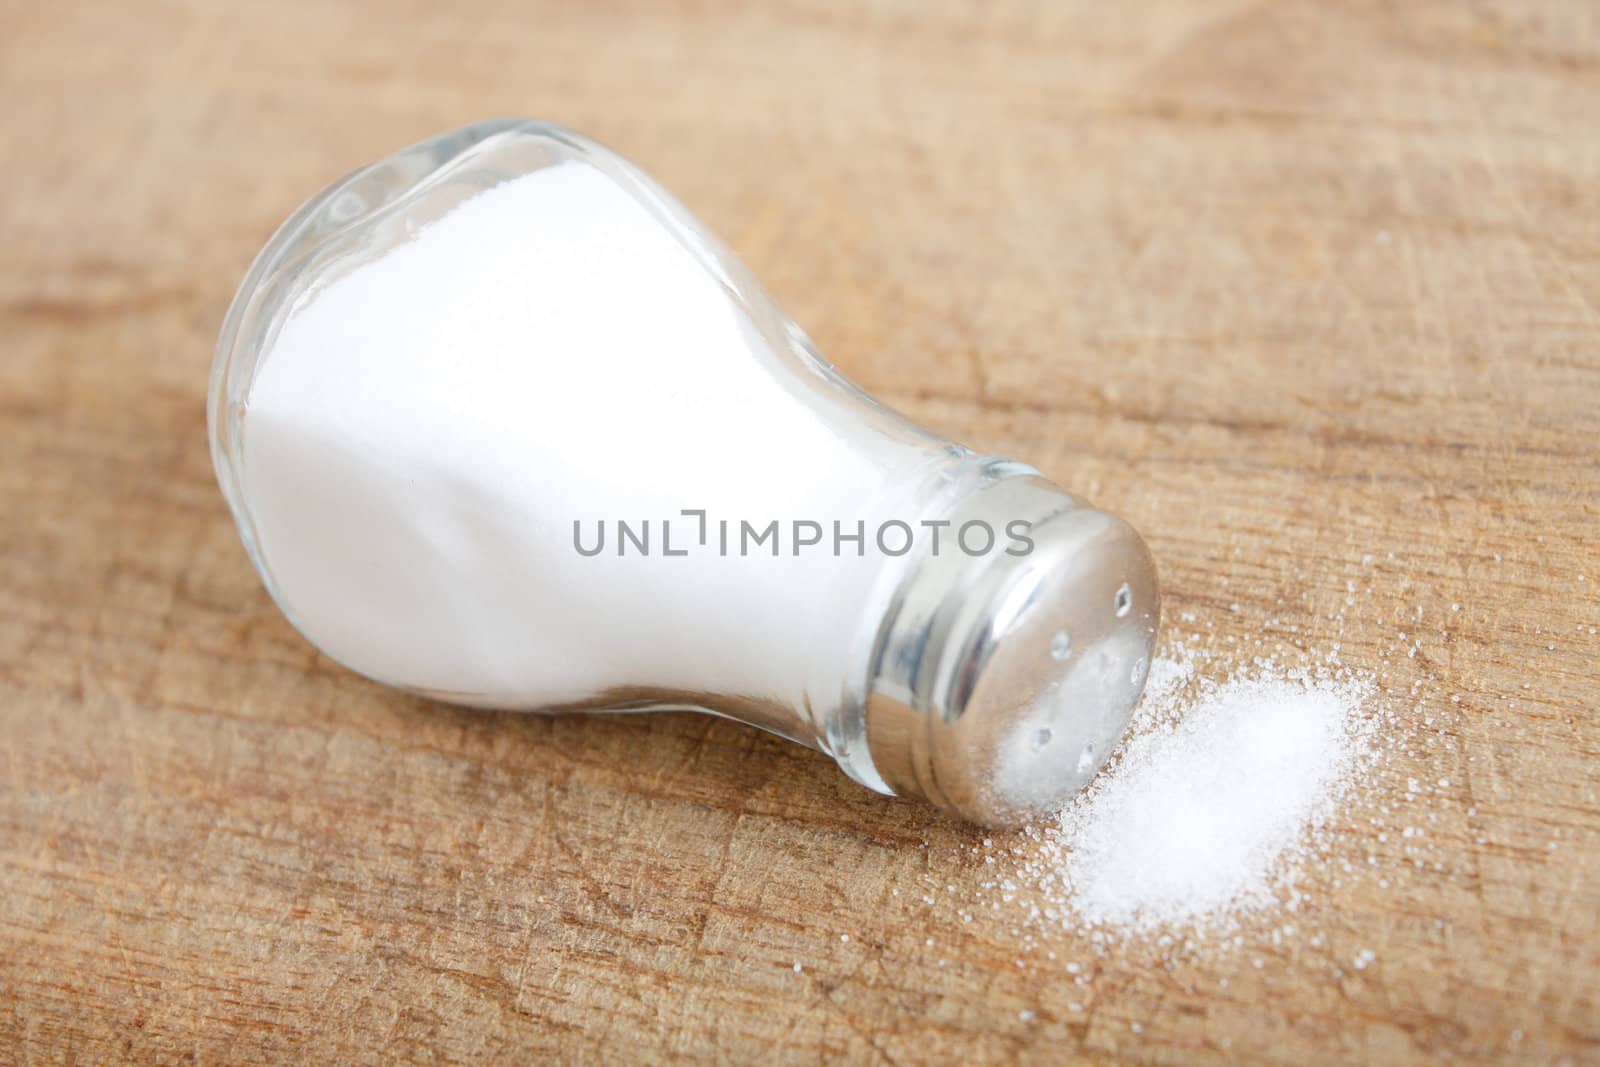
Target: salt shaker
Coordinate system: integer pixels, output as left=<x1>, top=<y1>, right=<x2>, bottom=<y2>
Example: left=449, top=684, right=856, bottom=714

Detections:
left=209, top=119, right=1159, bottom=828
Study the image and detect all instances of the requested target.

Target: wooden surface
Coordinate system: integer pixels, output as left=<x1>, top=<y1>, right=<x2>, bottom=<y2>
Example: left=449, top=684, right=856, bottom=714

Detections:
left=3, top=1, right=1598, bottom=1062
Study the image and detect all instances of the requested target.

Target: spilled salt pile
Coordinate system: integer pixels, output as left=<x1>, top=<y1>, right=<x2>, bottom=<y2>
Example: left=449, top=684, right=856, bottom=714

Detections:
left=1052, top=670, right=1372, bottom=929
left=951, top=569, right=1475, bottom=968
left=1002, top=647, right=1380, bottom=933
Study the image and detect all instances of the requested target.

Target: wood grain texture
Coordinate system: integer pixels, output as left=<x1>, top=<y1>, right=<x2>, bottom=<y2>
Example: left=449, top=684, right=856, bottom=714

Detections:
left=2, top=0, right=1598, bottom=1062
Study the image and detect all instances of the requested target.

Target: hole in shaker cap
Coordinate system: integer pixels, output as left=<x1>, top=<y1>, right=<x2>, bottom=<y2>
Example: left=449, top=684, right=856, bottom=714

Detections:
left=1049, top=630, right=1072, bottom=661
left=1030, top=726, right=1054, bottom=751
left=1075, top=740, right=1098, bottom=775
left=1114, top=583, right=1132, bottom=618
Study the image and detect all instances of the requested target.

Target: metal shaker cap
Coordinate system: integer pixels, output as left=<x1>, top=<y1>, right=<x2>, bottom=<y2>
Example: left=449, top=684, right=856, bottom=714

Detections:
left=863, top=474, right=1159, bottom=828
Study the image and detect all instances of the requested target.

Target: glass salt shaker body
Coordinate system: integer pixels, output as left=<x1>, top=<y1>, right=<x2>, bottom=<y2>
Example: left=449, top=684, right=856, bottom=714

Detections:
left=210, top=120, right=1159, bottom=827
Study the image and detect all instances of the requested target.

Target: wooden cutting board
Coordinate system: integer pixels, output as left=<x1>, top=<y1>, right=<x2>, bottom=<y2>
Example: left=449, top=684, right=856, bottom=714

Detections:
left=2, top=1, right=1596, bottom=1062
